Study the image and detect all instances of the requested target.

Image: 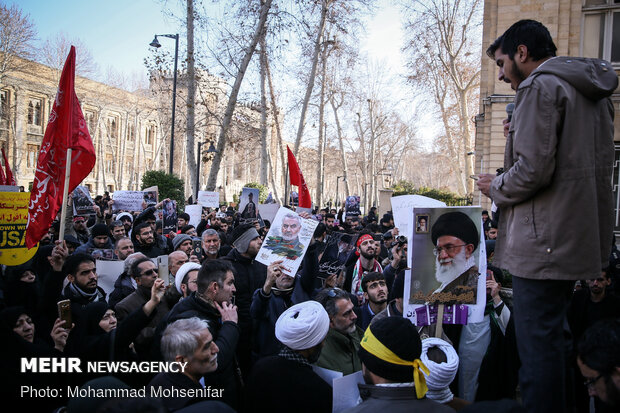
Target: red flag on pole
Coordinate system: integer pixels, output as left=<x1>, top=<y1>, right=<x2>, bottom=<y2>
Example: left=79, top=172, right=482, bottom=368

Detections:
left=26, top=46, right=95, bottom=248
left=2, top=148, right=16, bottom=185
left=287, top=146, right=311, bottom=208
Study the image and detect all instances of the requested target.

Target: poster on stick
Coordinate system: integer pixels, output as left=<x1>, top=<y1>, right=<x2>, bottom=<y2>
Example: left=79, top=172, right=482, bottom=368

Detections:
left=72, top=185, right=95, bottom=216
left=112, top=191, right=146, bottom=211
left=197, top=191, right=220, bottom=208
left=403, top=206, right=486, bottom=325
left=256, top=208, right=318, bottom=277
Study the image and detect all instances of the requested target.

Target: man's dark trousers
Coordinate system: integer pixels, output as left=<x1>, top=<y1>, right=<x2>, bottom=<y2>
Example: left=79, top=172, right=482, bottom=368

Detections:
left=512, top=276, right=574, bottom=413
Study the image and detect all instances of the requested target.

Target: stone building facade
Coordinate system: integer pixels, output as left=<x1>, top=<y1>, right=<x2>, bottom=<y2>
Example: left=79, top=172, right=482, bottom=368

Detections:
left=474, top=0, right=620, bottom=232
left=0, top=57, right=163, bottom=195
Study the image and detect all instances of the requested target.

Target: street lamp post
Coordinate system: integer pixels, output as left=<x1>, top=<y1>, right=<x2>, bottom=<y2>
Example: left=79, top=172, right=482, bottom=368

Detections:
left=336, top=175, right=346, bottom=208
left=150, top=34, right=179, bottom=175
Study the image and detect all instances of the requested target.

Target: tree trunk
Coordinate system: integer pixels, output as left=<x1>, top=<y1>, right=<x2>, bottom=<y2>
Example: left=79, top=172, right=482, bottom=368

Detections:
left=329, top=95, right=350, bottom=197
left=259, top=29, right=269, bottom=186
left=315, top=43, right=328, bottom=207
left=292, top=0, right=328, bottom=156
left=206, top=0, right=273, bottom=191
left=187, top=0, right=197, bottom=196
left=264, top=53, right=287, bottom=201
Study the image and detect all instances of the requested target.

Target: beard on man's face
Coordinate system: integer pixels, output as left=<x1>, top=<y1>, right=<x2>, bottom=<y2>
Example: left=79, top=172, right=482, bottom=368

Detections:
left=435, top=248, right=470, bottom=286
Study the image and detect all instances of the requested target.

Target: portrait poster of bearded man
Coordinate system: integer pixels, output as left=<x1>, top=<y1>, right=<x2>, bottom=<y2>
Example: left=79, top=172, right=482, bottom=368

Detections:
left=257, top=207, right=318, bottom=277
left=404, top=207, right=487, bottom=325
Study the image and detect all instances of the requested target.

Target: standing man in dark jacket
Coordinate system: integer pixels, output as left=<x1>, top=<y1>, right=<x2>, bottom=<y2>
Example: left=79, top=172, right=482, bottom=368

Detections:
left=223, top=223, right=267, bottom=377
left=153, top=259, right=240, bottom=410
left=478, top=20, right=618, bottom=413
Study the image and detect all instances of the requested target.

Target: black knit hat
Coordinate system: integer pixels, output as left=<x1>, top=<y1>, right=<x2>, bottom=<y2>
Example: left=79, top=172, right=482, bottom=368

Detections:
left=431, top=211, right=479, bottom=250
left=358, top=317, right=422, bottom=382
left=91, top=223, right=110, bottom=238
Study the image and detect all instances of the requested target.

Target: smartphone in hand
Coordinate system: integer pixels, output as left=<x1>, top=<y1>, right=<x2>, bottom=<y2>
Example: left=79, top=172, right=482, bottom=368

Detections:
left=57, top=299, right=72, bottom=327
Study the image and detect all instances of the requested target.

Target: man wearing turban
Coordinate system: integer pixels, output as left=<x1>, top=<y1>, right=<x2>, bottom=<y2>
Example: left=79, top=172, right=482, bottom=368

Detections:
left=430, top=211, right=480, bottom=304
left=245, top=301, right=332, bottom=413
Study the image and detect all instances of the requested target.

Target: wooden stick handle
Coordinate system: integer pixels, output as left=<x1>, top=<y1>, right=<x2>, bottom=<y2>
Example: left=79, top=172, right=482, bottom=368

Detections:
left=58, top=148, right=73, bottom=241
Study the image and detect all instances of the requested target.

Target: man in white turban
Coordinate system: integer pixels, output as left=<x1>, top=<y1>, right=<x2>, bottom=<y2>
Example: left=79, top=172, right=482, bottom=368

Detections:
left=421, top=338, right=469, bottom=410
left=244, top=301, right=333, bottom=413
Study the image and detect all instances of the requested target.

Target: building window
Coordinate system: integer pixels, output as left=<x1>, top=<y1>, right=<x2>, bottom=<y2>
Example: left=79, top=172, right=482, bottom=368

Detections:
left=107, top=185, right=114, bottom=193
left=27, top=98, right=42, bottom=126
left=85, top=111, right=97, bottom=136
left=105, top=155, right=114, bottom=174
left=85, top=184, right=92, bottom=192
left=127, top=121, right=135, bottom=141
left=582, top=0, right=620, bottom=63
left=145, top=125, right=155, bottom=145
left=27, top=144, right=39, bottom=168
left=0, top=90, right=8, bottom=125
left=107, top=116, right=119, bottom=141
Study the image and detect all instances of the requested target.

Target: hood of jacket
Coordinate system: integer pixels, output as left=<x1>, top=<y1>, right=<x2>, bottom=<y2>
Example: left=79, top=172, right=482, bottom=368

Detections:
left=528, top=56, right=618, bottom=101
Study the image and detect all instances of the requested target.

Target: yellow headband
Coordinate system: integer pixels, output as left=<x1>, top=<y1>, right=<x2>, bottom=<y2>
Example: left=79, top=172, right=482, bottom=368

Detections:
left=360, top=327, right=429, bottom=398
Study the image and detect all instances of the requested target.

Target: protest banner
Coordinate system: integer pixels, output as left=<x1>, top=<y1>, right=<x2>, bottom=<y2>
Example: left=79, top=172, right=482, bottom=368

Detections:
left=403, top=206, right=486, bottom=325
left=162, top=199, right=178, bottom=235
left=239, top=187, right=259, bottom=219
left=258, top=203, right=280, bottom=223
left=72, top=185, right=95, bottom=216
left=256, top=208, right=318, bottom=277
left=378, top=189, right=393, bottom=217
left=0, top=192, right=38, bottom=265
left=197, top=191, right=220, bottom=208
left=320, top=232, right=359, bottom=268
left=95, top=259, right=125, bottom=296
left=185, top=205, right=203, bottom=227
left=112, top=190, right=146, bottom=211
left=0, top=185, right=18, bottom=192
left=143, top=186, right=158, bottom=208
left=344, top=195, right=361, bottom=218
left=390, top=195, right=446, bottom=237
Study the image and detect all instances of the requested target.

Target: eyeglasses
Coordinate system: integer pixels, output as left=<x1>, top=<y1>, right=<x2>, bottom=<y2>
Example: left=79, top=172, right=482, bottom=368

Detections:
left=583, top=373, right=604, bottom=389
left=433, top=244, right=467, bottom=256
left=141, top=268, right=158, bottom=277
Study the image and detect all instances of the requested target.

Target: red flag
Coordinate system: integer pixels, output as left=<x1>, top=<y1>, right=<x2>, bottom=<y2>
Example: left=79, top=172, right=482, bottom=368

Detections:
left=287, top=146, right=311, bottom=208
left=2, top=148, right=16, bottom=185
left=26, top=46, right=95, bottom=248
left=0, top=154, right=6, bottom=185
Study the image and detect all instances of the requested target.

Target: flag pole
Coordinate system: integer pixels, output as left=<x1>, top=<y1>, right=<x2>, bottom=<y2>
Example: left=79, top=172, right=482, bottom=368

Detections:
left=57, top=148, right=73, bottom=241
left=284, top=163, right=289, bottom=206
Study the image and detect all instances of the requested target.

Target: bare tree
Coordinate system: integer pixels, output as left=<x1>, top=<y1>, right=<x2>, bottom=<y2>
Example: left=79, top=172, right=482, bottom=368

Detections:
left=186, top=0, right=198, bottom=196
left=39, top=32, right=99, bottom=83
left=205, top=0, right=273, bottom=191
left=402, top=0, right=482, bottom=195
left=0, top=4, right=37, bottom=83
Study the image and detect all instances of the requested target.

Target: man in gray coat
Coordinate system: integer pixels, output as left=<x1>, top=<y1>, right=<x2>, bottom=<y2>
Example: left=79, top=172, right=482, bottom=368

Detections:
left=478, top=20, right=617, bottom=413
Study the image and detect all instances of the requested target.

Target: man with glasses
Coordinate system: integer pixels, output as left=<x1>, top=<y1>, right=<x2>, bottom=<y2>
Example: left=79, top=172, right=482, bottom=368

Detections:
left=577, top=319, right=620, bottom=410
left=568, top=269, right=620, bottom=411
left=133, top=222, right=166, bottom=258
left=115, top=256, right=170, bottom=357
left=430, top=211, right=479, bottom=304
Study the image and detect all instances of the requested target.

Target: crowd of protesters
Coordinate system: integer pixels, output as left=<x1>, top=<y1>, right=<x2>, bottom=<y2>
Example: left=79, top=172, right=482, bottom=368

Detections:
left=2, top=17, right=620, bottom=413
left=0, top=184, right=618, bottom=413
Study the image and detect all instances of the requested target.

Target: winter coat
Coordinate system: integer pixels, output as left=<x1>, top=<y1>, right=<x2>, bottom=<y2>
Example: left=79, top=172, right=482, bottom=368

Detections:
left=490, top=57, right=618, bottom=280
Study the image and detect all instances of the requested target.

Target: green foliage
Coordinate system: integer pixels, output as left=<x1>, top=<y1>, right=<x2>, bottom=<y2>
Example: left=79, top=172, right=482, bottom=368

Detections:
left=239, top=182, right=268, bottom=203
left=390, top=181, right=472, bottom=206
left=141, top=170, right=185, bottom=210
